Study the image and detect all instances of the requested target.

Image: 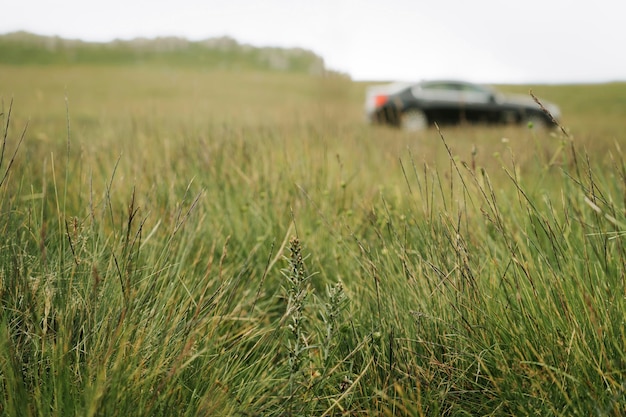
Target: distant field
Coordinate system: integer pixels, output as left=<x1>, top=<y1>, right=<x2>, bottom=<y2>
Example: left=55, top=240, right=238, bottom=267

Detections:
left=1, top=64, right=625, bottom=416
left=4, top=65, right=626, bottom=186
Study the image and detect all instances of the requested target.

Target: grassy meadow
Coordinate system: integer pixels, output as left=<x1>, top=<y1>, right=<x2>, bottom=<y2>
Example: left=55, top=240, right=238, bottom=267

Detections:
left=1, top=63, right=626, bottom=416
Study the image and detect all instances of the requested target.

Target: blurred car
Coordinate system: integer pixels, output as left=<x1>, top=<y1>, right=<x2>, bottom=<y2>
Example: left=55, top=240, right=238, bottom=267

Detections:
left=365, top=80, right=560, bottom=131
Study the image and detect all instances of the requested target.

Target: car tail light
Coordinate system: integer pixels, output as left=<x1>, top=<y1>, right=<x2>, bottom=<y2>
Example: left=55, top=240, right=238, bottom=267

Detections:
left=374, top=95, right=388, bottom=108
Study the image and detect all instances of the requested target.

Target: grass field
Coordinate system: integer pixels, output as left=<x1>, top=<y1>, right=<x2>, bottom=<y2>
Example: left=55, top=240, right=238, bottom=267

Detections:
left=1, top=64, right=626, bottom=416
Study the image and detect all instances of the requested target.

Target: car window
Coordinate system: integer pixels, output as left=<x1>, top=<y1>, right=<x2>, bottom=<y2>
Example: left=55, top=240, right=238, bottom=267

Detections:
left=458, top=83, right=493, bottom=104
left=459, top=84, right=480, bottom=92
left=413, top=82, right=463, bottom=102
left=412, top=81, right=495, bottom=105
left=422, top=82, right=461, bottom=91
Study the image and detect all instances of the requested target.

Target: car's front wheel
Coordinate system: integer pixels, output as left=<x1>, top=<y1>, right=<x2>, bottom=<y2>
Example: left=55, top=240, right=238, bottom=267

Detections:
left=401, top=109, right=428, bottom=131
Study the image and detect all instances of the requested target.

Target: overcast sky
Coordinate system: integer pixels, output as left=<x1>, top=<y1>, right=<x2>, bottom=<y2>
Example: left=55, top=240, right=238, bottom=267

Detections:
left=2, top=0, right=625, bottom=83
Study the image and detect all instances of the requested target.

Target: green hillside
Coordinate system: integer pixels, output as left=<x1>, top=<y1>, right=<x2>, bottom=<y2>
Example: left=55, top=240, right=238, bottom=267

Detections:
left=0, top=31, right=327, bottom=74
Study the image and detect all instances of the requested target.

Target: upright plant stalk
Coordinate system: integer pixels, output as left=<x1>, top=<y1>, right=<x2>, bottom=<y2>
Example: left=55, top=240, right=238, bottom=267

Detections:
left=283, top=236, right=311, bottom=415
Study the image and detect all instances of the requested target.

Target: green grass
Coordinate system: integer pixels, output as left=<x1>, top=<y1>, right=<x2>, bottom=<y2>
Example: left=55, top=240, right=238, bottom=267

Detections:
left=1, top=64, right=626, bottom=416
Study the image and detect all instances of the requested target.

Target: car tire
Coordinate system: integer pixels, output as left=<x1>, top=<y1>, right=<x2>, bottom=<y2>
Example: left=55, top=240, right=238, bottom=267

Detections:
left=401, top=109, right=428, bottom=131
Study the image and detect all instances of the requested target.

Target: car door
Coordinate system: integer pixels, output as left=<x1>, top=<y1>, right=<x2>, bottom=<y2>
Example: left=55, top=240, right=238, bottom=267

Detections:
left=457, top=83, right=499, bottom=123
left=411, top=82, right=464, bottom=124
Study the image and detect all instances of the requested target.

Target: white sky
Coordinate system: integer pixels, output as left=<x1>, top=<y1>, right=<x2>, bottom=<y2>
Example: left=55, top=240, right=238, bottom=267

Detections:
left=2, top=0, right=625, bottom=83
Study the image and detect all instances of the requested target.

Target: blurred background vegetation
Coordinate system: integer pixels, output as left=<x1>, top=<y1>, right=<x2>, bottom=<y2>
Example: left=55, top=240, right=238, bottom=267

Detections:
left=0, top=31, right=327, bottom=74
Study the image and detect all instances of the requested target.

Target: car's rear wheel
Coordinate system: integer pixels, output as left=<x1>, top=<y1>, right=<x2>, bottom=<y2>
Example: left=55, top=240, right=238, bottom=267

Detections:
left=401, top=109, right=428, bottom=131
